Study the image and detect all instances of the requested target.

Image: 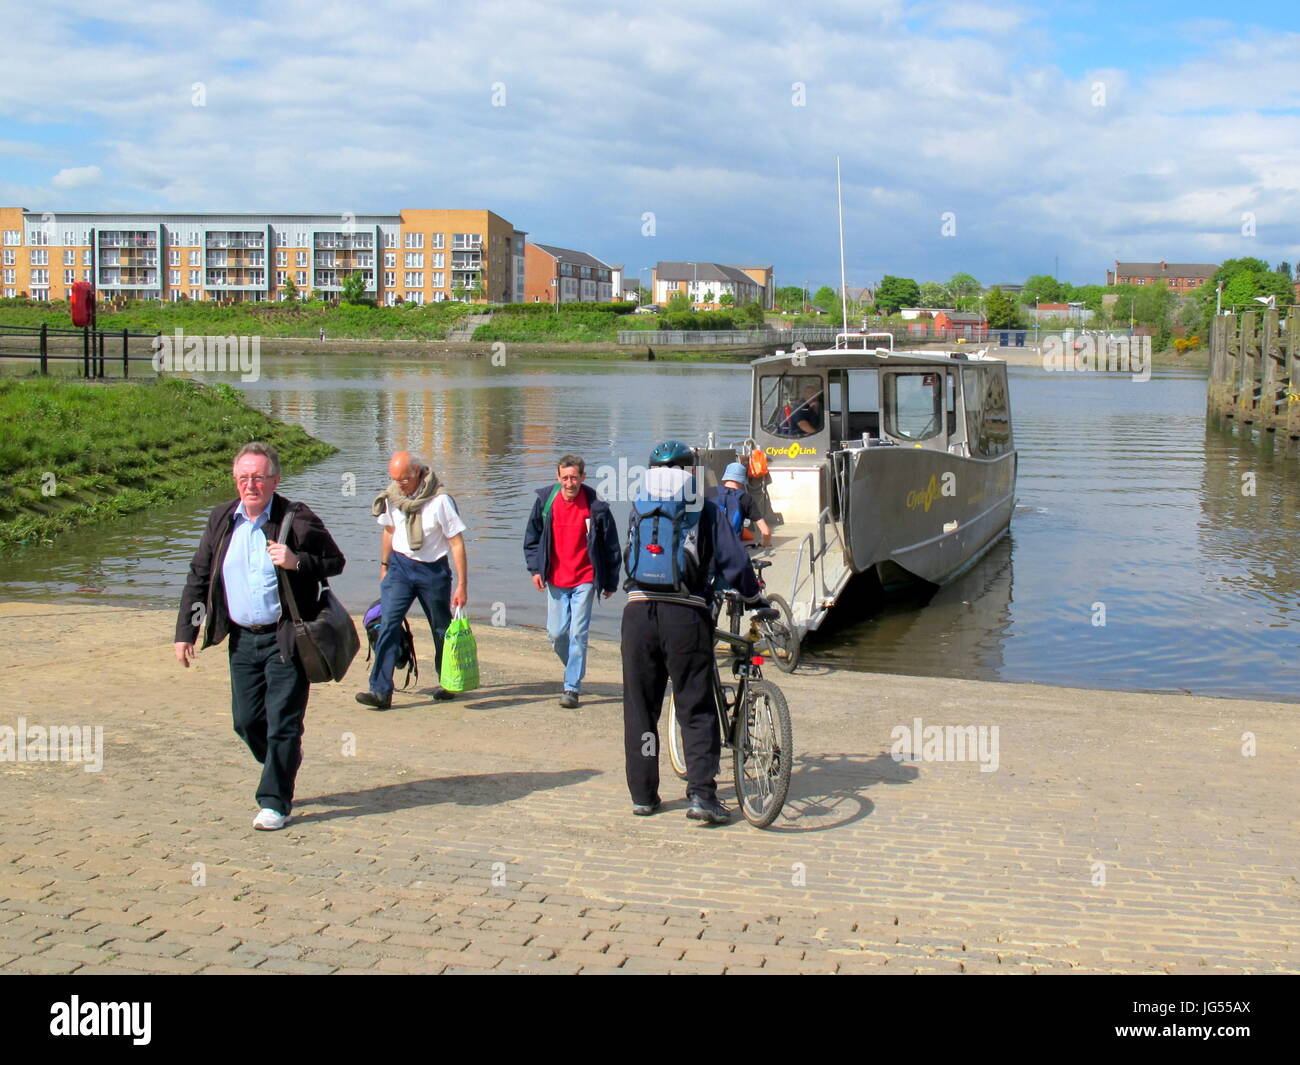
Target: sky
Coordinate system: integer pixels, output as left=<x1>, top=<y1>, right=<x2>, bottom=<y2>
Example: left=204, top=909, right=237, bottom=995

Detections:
left=1, top=0, right=1298, bottom=291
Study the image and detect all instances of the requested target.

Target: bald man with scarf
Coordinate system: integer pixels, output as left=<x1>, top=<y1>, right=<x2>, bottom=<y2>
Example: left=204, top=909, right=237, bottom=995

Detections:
left=357, top=451, right=468, bottom=710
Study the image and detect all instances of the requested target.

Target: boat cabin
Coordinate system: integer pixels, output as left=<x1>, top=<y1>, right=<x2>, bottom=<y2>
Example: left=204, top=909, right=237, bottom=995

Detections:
left=742, top=333, right=1013, bottom=524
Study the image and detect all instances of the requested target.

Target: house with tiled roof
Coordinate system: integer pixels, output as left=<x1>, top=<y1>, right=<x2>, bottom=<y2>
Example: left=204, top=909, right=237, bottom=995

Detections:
left=524, top=243, right=616, bottom=303
left=1106, top=260, right=1215, bottom=294
left=652, top=261, right=766, bottom=308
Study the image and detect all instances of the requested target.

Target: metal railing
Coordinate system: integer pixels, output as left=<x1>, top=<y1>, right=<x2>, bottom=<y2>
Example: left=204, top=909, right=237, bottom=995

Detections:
left=0, top=323, right=161, bottom=378
left=787, top=505, right=849, bottom=631
left=617, top=327, right=843, bottom=346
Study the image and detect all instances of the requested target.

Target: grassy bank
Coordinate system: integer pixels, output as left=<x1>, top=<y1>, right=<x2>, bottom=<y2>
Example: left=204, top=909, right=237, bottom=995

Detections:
left=0, top=297, right=470, bottom=340
left=0, top=378, right=335, bottom=551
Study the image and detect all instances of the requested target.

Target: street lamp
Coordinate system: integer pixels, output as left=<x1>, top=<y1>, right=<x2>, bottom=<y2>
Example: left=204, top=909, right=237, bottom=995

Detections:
left=684, top=261, right=699, bottom=308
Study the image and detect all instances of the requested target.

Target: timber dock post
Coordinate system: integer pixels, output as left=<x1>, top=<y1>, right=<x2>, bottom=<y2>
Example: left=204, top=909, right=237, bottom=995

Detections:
left=1208, top=310, right=1300, bottom=445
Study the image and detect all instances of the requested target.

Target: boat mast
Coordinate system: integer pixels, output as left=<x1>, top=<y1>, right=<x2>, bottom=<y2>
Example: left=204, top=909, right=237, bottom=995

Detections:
left=837, top=156, right=849, bottom=334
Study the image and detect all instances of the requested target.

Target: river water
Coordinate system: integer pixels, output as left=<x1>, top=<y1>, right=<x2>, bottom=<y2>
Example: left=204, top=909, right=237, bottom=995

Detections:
left=2, top=355, right=1297, bottom=703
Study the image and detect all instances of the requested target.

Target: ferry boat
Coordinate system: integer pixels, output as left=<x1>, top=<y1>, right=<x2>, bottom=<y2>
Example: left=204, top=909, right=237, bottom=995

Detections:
left=695, top=331, right=1017, bottom=641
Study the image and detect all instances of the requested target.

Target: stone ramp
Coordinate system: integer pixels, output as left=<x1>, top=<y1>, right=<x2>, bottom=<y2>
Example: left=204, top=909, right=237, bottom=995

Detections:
left=446, top=312, right=492, bottom=342
left=0, top=602, right=1296, bottom=974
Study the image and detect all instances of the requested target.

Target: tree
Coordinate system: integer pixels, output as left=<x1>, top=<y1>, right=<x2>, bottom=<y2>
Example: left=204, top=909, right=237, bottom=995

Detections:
left=341, top=271, right=368, bottom=305
left=1108, top=284, right=1175, bottom=329
left=703, top=289, right=715, bottom=304
left=719, top=292, right=735, bottom=307
left=947, top=273, right=981, bottom=311
left=917, top=281, right=949, bottom=308
left=735, top=299, right=765, bottom=327
left=983, top=286, right=1023, bottom=329
left=278, top=277, right=299, bottom=302
left=873, top=276, right=920, bottom=315
left=1277, top=262, right=1292, bottom=280
left=1201, top=257, right=1295, bottom=314
left=1020, top=274, right=1065, bottom=306
left=666, top=290, right=691, bottom=312
left=774, top=286, right=804, bottom=312
left=1072, top=284, right=1107, bottom=313
left=812, top=286, right=839, bottom=313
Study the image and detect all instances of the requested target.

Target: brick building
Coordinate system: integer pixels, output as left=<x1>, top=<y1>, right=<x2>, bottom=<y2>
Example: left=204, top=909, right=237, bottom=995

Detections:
left=523, top=244, right=616, bottom=303
left=0, top=206, right=526, bottom=306
left=1106, top=260, right=1216, bottom=293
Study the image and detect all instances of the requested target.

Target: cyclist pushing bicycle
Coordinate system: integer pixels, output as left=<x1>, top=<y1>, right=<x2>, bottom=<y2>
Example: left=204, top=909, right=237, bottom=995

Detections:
left=621, top=440, right=771, bottom=825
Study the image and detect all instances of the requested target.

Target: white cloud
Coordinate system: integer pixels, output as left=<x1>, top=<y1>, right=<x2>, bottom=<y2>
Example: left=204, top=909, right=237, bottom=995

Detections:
left=51, top=165, right=103, bottom=189
left=1, top=2, right=1297, bottom=285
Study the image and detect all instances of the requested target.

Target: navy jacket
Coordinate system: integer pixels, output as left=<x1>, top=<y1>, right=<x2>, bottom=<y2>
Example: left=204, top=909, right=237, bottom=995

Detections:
left=624, top=497, right=760, bottom=609
left=523, top=483, right=622, bottom=595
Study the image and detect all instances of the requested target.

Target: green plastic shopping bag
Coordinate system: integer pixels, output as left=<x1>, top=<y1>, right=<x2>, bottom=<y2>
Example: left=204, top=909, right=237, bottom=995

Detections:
left=439, top=607, right=480, bottom=692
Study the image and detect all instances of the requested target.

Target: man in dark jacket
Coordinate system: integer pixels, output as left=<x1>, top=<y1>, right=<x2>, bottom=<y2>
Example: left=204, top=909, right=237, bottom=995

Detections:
left=621, top=441, right=762, bottom=824
left=173, top=442, right=345, bottom=831
left=523, top=454, right=621, bottom=708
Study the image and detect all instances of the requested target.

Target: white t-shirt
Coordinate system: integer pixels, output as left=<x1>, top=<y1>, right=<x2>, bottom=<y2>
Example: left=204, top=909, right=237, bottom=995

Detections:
left=378, top=493, right=467, bottom=563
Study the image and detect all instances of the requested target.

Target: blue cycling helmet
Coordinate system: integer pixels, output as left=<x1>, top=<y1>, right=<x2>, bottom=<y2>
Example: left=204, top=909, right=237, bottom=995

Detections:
left=649, top=440, right=694, bottom=468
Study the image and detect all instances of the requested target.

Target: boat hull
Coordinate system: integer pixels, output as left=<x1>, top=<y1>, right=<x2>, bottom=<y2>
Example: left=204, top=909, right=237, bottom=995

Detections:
left=842, top=446, right=1017, bottom=587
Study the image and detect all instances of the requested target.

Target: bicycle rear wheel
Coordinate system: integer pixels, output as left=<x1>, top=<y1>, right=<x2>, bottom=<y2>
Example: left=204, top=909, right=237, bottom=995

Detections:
left=732, top=678, right=793, bottom=828
left=665, top=680, right=688, bottom=780
left=758, top=594, right=801, bottom=674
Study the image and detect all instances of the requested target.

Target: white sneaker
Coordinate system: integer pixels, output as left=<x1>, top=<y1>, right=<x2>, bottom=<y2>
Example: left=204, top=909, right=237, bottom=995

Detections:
left=253, top=808, right=289, bottom=831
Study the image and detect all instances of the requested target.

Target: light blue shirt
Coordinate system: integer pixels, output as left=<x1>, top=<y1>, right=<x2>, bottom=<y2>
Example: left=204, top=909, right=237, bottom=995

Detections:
left=222, top=502, right=281, bottom=627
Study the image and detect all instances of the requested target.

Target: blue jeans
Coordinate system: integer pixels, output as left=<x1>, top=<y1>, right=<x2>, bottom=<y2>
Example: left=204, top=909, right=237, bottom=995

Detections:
left=369, top=552, right=451, bottom=696
left=546, top=582, right=596, bottom=694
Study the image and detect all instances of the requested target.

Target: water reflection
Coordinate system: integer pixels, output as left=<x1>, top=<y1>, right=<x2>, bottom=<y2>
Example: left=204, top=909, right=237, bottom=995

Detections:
left=1, top=357, right=1297, bottom=703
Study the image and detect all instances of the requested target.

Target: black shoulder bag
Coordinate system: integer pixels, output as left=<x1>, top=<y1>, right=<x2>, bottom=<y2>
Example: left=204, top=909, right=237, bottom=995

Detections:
left=275, top=503, right=360, bottom=683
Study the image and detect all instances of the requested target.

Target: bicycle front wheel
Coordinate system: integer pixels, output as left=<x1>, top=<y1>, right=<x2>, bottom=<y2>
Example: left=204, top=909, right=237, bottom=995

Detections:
left=758, top=594, right=801, bottom=674
left=665, top=680, right=688, bottom=780
left=732, top=678, right=793, bottom=828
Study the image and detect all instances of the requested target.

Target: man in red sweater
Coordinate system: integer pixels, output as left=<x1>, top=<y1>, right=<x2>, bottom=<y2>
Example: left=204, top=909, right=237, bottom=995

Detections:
left=523, top=455, right=622, bottom=707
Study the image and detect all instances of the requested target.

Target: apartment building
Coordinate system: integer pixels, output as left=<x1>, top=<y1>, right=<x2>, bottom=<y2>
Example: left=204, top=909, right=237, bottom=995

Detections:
left=651, top=262, right=766, bottom=308
left=0, top=206, right=526, bottom=305
left=1106, top=260, right=1216, bottom=293
left=523, top=243, right=616, bottom=303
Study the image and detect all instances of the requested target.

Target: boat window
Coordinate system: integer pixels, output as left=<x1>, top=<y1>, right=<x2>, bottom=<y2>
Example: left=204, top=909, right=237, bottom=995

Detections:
left=759, top=374, right=825, bottom=438
left=962, top=365, right=1012, bottom=456
left=883, top=372, right=942, bottom=442
left=831, top=368, right=879, bottom=441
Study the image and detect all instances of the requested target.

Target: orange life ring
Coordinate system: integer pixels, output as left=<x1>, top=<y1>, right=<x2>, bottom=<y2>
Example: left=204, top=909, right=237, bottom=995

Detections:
left=748, top=449, right=768, bottom=479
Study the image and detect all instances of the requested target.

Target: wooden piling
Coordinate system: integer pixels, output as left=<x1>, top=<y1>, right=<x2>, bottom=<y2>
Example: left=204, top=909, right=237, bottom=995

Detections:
left=1209, top=309, right=1300, bottom=446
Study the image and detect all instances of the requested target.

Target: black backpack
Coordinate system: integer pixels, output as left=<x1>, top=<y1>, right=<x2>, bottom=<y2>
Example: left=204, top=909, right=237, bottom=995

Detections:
left=361, top=599, right=419, bottom=689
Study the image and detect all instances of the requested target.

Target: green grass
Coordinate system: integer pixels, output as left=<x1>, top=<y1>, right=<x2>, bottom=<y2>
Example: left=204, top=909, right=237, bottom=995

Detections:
left=0, top=377, right=336, bottom=551
left=473, top=310, right=642, bottom=343
left=0, top=297, right=470, bottom=340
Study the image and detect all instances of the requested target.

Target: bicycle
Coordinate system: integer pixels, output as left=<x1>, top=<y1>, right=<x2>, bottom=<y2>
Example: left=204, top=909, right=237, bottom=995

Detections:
left=664, top=587, right=794, bottom=829
left=746, top=559, right=800, bottom=674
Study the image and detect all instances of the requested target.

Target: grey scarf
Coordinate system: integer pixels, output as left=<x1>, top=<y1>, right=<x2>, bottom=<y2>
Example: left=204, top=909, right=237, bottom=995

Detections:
left=371, top=468, right=444, bottom=551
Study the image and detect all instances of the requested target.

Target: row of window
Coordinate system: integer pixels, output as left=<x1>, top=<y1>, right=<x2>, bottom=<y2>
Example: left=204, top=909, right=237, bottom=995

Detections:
left=3, top=228, right=492, bottom=252
left=557, top=263, right=611, bottom=281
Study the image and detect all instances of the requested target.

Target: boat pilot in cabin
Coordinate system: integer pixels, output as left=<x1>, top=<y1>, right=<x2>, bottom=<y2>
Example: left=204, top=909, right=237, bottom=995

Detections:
left=784, top=381, right=824, bottom=437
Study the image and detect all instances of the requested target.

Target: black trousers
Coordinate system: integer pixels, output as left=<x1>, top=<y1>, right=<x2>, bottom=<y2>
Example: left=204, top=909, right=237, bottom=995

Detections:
left=621, top=600, right=720, bottom=805
left=228, top=627, right=309, bottom=815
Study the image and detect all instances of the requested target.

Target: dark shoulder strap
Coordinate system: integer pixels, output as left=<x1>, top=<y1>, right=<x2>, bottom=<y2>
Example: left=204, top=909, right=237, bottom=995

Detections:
left=274, top=502, right=320, bottom=625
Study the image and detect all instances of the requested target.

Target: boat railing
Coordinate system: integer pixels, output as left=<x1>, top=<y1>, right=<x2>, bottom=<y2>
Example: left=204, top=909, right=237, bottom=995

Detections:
left=787, top=505, right=848, bottom=629
left=833, top=331, right=895, bottom=352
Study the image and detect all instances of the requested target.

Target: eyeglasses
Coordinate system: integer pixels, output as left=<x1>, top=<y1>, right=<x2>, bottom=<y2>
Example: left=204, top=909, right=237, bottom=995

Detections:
left=235, top=475, right=275, bottom=486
